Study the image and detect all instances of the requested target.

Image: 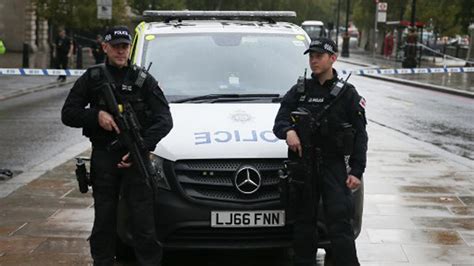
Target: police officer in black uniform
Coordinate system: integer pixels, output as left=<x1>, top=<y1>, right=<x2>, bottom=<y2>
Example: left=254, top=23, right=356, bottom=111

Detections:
left=55, top=28, right=73, bottom=82
left=273, top=38, right=368, bottom=266
left=91, top=34, right=106, bottom=64
left=61, top=26, right=173, bottom=266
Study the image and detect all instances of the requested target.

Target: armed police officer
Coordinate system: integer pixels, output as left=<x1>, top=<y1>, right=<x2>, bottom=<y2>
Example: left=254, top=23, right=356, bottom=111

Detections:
left=61, top=26, right=173, bottom=266
left=54, top=28, right=73, bottom=82
left=273, top=37, right=368, bottom=266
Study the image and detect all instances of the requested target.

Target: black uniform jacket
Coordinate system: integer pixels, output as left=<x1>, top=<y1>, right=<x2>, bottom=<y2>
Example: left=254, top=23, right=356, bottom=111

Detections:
left=61, top=62, right=173, bottom=151
left=273, top=70, right=368, bottom=179
left=55, top=36, right=71, bottom=57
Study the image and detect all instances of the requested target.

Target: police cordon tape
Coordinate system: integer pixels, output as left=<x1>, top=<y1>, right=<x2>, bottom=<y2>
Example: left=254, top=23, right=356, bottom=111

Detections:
left=1, top=67, right=474, bottom=77
left=0, top=68, right=86, bottom=76
left=338, top=66, right=474, bottom=75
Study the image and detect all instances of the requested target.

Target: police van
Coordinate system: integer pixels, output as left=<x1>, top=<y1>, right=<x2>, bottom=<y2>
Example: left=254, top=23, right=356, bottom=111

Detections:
left=119, top=10, right=363, bottom=254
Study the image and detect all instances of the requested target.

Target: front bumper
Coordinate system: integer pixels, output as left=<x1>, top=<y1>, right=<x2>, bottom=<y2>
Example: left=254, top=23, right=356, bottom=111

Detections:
left=117, top=159, right=362, bottom=250
left=155, top=189, right=294, bottom=249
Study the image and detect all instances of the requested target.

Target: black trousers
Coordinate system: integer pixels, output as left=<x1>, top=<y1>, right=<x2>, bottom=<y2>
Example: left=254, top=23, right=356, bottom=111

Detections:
left=291, top=157, right=359, bottom=266
left=89, top=148, right=162, bottom=266
left=56, top=54, right=68, bottom=79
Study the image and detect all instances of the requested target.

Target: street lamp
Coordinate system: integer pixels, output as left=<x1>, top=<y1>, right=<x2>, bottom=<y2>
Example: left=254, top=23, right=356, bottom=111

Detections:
left=466, top=23, right=474, bottom=66
left=402, top=0, right=418, bottom=68
left=341, top=0, right=350, bottom=57
left=335, top=0, right=341, bottom=48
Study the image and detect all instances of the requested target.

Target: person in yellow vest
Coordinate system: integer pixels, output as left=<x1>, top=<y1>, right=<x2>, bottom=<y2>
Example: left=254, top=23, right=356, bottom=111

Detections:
left=0, top=39, right=6, bottom=55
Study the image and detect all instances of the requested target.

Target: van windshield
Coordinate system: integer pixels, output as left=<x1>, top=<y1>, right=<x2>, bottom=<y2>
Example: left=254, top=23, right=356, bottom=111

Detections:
left=142, top=33, right=309, bottom=99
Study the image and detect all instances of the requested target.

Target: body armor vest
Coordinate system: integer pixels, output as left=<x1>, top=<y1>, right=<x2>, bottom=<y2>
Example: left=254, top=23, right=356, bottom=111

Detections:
left=295, top=77, right=354, bottom=155
left=86, top=64, right=153, bottom=142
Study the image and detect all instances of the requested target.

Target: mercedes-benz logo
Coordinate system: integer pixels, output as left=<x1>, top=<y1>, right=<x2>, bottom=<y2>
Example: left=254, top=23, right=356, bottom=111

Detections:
left=234, top=165, right=261, bottom=195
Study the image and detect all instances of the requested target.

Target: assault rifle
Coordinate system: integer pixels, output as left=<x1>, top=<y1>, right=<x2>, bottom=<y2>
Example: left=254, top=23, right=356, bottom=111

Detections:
left=99, top=65, right=158, bottom=189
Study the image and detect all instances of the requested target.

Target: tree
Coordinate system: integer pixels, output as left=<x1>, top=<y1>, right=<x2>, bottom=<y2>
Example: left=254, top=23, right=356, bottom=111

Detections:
left=353, top=0, right=410, bottom=33
left=456, top=0, right=474, bottom=34
left=353, top=0, right=469, bottom=38
left=128, top=0, right=185, bottom=15
left=34, top=0, right=129, bottom=31
left=35, top=0, right=470, bottom=37
left=183, top=0, right=337, bottom=24
left=414, top=0, right=461, bottom=36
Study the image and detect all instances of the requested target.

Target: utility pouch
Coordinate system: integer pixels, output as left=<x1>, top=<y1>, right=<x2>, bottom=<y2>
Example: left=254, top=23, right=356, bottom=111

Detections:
left=75, top=157, right=91, bottom=193
left=341, top=123, right=355, bottom=155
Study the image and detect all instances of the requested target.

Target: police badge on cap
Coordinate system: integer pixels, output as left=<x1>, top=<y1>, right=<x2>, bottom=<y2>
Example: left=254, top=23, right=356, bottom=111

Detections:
left=103, top=26, right=132, bottom=45
left=304, top=37, right=338, bottom=55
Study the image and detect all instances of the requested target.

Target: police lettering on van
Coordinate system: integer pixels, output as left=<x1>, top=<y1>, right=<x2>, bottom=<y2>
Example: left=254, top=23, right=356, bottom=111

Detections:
left=194, top=130, right=279, bottom=145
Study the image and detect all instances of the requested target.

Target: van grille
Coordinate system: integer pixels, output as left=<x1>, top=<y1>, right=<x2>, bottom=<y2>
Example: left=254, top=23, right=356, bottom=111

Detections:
left=173, top=159, right=284, bottom=203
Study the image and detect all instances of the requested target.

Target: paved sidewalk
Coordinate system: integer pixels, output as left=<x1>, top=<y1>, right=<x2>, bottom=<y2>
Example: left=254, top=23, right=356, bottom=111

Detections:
left=0, top=76, right=76, bottom=101
left=0, top=121, right=472, bottom=265
left=0, top=50, right=76, bottom=101
left=347, top=48, right=466, bottom=69
left=0, top=51, right=84, bottom=101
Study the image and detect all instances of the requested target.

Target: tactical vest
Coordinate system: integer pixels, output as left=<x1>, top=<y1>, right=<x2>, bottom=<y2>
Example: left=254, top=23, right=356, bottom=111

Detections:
left=86, top=64, right=153, bottom=141
left=294, top=77, right=354, bottom=155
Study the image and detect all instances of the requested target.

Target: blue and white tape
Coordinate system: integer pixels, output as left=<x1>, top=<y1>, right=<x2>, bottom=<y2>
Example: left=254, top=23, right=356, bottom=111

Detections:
left=0, top=67, right=473, bottom=77
left=339, top=67, right=474, bottom=75
left=0, top=68, right=86, bottom=76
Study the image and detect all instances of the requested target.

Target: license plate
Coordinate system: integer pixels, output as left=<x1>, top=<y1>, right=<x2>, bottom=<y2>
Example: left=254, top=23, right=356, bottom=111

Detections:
left=211, top=210, right=285, bottom=228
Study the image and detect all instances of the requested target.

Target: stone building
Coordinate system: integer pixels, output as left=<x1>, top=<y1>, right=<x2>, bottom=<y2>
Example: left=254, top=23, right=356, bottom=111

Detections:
left=0, top=0, right=49, bottom=67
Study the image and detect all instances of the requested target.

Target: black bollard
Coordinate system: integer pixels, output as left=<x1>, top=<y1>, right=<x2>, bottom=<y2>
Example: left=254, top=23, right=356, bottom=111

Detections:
left=76, top=44, right=83, bottom=69
left=22, top=42, right=29, bottom=68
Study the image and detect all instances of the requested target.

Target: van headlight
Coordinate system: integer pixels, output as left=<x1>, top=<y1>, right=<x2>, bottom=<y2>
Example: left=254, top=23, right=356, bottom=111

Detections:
left=150, top=154, right=171, bottom=190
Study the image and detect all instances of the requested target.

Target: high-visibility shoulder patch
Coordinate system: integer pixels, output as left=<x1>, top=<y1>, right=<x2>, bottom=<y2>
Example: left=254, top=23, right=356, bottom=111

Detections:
left=359, top=97, right=366, bottom=109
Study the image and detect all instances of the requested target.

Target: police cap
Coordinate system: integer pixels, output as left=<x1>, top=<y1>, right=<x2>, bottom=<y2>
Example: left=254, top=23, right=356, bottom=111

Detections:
left=303, top=37, right=337, bottom=55
left=104, top=26, right=132, bottom=45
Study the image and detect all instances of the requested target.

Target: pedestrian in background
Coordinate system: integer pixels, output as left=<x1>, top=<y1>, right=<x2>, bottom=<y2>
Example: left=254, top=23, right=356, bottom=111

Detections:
left=61, top=26, right=173, bottom=265
left=0, top=39, right=6, bottom=55
left=273, top=37, right=368, bottom=266
left=383, top=31, right=394, bottom=59
left=54, top=28, right=73, bottom=82
left=91, top=34, right=106, bottom=64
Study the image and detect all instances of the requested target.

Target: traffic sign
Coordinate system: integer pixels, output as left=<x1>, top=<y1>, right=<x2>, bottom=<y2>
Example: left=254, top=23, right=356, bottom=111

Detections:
left=377, top=12, right=387, bottom=23
left=97, top=0, right=112, bottom=5
left=378, top=2, right=388, bottom=11
left=97, top=0, right=112, bottom=20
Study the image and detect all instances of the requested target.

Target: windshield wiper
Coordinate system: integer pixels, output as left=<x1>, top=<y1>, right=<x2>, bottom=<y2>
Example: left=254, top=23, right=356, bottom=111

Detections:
left=172, top=93, right=280, bottom=103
